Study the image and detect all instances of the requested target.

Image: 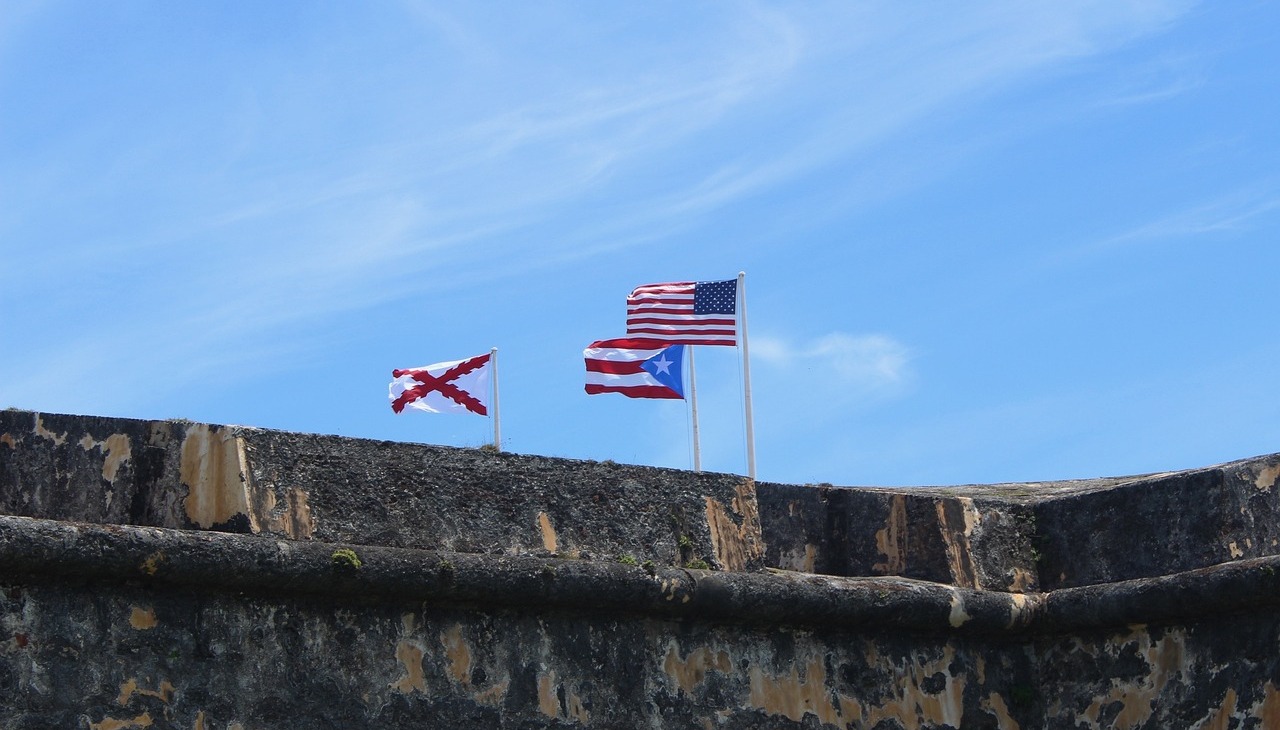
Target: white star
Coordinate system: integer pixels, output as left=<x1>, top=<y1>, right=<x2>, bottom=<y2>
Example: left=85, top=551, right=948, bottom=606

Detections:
left=651, top=353, right=674, bottom=375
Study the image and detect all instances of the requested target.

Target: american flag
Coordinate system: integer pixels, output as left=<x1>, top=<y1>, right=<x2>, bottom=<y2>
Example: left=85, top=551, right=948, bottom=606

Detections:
left=625, top=279, right=737, bottom=346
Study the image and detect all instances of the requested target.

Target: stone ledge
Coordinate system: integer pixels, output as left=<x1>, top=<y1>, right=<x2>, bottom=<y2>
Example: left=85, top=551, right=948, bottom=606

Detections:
left=3, top=514, right=1280, bottom=637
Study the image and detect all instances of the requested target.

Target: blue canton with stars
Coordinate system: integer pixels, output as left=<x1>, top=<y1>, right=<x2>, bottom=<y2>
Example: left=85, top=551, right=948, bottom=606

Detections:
left=640, top=344, right=684, bottom=398
left=694, top=280, right=737, bottom=315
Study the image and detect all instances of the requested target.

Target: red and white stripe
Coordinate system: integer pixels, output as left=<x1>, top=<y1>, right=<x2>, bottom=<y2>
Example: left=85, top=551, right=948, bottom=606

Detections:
left=626, top=282, right=736, bottom=346
left=583, top=338, right=682, bottom=399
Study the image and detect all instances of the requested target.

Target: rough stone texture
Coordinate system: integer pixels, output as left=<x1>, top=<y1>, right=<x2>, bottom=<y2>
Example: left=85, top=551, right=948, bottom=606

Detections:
left=0, top=575, right=1033, bottom=729
left=1030, top=455, right=1280, bottom=590
left=5, top=517, right=1280, bottom=728
left=0, top=410, right=764, bottom=571
left=5, top=408, right=1280, bottom=728
left=758, top=453, right=1280, bottom=593
left=758, top=484, right=1042, bottom=592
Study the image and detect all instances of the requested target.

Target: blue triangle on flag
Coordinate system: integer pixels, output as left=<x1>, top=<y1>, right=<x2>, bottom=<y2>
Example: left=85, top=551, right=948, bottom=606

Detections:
left=641, top=344, right=684, bottom=398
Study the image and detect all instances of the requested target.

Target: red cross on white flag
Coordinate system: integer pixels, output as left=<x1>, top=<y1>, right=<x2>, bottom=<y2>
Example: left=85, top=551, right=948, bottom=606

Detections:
left=389, top=353, right=492, bottom=415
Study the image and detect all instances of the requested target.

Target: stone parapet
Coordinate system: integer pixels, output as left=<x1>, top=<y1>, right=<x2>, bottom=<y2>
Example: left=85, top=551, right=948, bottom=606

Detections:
left=0, top=410, right=763, bottom=571
left=5, top=409, right=1280, bottom=727
left=759, top=453, right=1280, bottom=591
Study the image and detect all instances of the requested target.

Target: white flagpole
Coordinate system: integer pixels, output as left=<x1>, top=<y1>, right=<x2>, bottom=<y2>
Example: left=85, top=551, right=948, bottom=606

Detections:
left=490, top=347, right=501, bottom=451
left=738, top=271, right=756, bottom=480
left=688, top=345, right=701, bottom=472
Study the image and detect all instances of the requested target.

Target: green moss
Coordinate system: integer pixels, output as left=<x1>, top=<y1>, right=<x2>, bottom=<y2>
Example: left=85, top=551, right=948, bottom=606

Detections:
left=686, top=558, right=710, bottom=570
left=642, top=560, right=657, bottom=576
left=678, top=535, right=693, bottom=550
left=330, top=548, right=362, bottom=570
left=617, top=554, right=638, bottom=566
left=438, top=559, right=455, bottom=583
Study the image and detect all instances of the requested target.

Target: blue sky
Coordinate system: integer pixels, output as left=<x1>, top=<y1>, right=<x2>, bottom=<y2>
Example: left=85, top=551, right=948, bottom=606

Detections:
left=3, top=1, right=1278, bottom=487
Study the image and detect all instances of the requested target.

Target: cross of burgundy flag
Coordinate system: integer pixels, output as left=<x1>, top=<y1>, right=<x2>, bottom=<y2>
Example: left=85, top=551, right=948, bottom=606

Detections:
left=389, top=353, right=492, bottom=415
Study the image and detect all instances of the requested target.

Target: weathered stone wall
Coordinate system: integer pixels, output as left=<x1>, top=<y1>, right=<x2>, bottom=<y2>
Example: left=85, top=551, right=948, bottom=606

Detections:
left=0, top=410, right=763, bottom=571
left=5, top=516, right=1280, bottom=728
left=759, top=454, right=1280, bottom=594
left=0, top=516, right=1026, bottom=729
left=758, top=484, right=1041, bottom=592
left=1, top=575, right=1034, bottom=729
left=1031, top=457, right=1280, bottom=589
left=4, top=409, right=1280, bottom=728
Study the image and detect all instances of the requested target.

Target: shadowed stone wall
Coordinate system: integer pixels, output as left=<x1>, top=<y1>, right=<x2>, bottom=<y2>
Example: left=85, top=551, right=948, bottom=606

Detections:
left=759, top=454, right=1280, bottom=593
left=0, top=410, right=763, bottom=571
left=3, top=409, right=1280, bottom=728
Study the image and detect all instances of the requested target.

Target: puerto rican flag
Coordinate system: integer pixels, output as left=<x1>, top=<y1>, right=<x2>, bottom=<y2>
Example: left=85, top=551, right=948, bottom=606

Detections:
left=389, top=353, right=492, bottom=415
left=583, top=338, right=685, bottom=400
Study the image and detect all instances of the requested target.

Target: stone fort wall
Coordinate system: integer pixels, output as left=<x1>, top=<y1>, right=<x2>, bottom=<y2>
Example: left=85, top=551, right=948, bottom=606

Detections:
left=2, top=409, right=1279, bottom=728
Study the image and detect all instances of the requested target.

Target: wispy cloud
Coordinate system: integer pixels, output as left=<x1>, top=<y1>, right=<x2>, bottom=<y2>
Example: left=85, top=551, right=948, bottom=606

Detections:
left=1097, top=71, right=1203, bottom=107
left=572, top=1, right=1199, bottom=235
left=1075, top=187, right=1280, bottom=255
left=0, top=1, right=1199, bottom=418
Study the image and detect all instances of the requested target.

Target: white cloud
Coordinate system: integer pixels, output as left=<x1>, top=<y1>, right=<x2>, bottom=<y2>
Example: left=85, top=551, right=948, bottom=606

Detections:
left=754, top=332, right=913, bottom=400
